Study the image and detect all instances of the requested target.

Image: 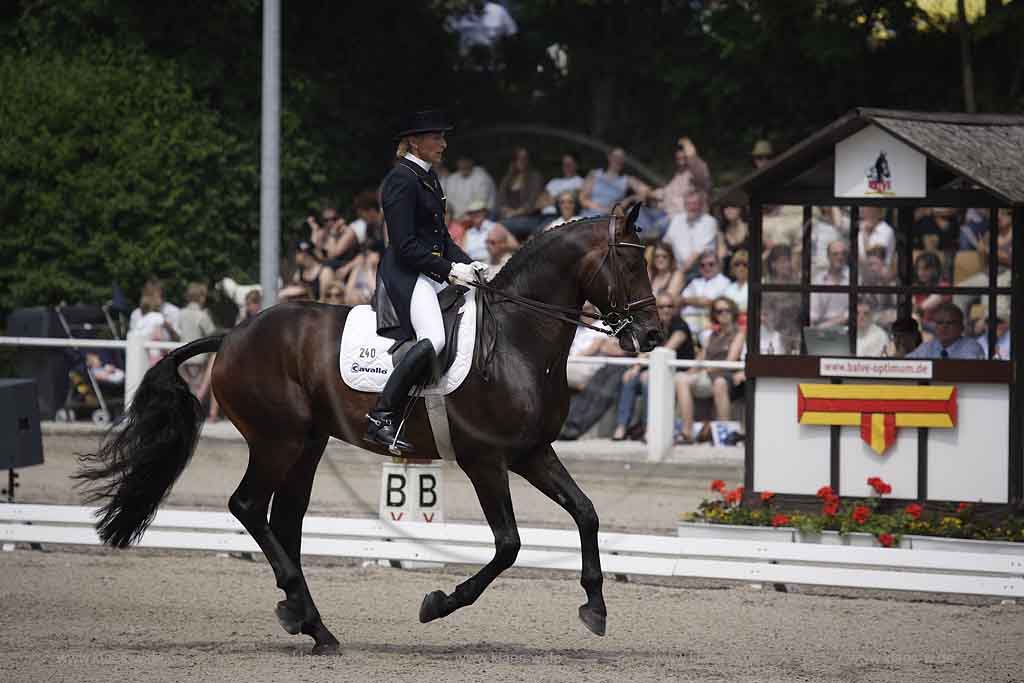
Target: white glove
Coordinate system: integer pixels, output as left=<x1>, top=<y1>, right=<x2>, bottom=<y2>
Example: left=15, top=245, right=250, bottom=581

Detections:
left=448, top=262, right=477, bottom=284
left=469, top=261, right=488, bottom=273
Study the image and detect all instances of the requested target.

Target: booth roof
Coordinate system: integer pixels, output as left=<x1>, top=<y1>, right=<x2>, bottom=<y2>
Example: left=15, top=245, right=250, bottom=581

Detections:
left=716, top=108, right=1024, bottom=207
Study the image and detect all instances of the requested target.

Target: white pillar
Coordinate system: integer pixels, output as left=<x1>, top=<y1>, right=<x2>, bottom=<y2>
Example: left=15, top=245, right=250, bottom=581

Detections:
left=260, top=0, right=281, bottom=306
left=645, top=346, right=675, bottom=462
left=124, top=331, right=147, bottom=411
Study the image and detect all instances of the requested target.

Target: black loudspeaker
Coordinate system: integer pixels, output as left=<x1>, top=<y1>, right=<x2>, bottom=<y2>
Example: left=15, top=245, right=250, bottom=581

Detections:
left=0, top=379, right=44, bottom=469
left=6, top=307, right=68, bottom=420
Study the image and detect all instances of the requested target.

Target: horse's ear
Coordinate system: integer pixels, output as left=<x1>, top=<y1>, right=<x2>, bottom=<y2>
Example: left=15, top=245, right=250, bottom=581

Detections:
left=624, top=201, right=642, bottom=235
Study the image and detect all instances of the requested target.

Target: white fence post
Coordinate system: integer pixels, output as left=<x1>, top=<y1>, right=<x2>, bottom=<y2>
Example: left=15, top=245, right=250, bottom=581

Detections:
left=645, top=347, right=675, bottom=462
left=124, top=331, right=147, bottom=411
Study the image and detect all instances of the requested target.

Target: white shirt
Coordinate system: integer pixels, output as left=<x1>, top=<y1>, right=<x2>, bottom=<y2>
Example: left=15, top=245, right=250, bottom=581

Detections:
left=858, top=220, right=896, bottom=265
left=541, top=175, right=584, bottom=214
left=810, top=268, right=850, bottom=326
left=443, top=166, right=496, bottom=219
left=569, top=325, right=608, bottom=356
left=857, top=324, right=889, bottom=357
left=129, top=302, right=180, bottom=335
left=723, top=280, right=748, bottom=311
left=403, top=152, right=431, bottom=172
left=462, top=219, right=495, bottom=261
left=664, top=212, right=719, bottom=269
left=680, top=273, right=730, bottom=319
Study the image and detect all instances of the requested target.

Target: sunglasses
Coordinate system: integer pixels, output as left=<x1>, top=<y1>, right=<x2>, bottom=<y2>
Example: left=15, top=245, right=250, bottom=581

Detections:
left=713, top=307, right=733, bottom=315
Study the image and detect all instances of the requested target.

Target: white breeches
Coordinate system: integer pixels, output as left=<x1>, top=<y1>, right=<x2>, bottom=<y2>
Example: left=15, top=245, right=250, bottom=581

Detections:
left=409, top=274, right=446, bottom=355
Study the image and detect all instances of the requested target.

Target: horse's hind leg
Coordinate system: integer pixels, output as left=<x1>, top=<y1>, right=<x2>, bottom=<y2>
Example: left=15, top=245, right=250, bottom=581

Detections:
left=509, top=445, right=607, bottom=636
left=419, top=459, right=520, bottom=624
left=228, top=436, right=338, bottom=654
left=269, top=434, right=340, bottom=654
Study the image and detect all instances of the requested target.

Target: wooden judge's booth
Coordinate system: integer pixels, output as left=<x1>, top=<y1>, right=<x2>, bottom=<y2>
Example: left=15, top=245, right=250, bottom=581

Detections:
left=716, top=108, right=1023, bottom=508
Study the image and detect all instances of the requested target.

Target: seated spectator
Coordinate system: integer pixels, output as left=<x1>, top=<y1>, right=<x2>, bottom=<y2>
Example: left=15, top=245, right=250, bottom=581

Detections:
left=279, top=240, right=334, bottom=303
left=536, top=152, right=584, bottom=216
left=722, top=249, right=750, bottom=321
left=763, top=244, right=796, bottom=284
left=85, top=352, right=124, bottom=385
left=611, top=293, right=695, bottom=441
left=974, top=207, right=1013, bottom=271
left=761, top=204, right=804, bottom=255
left=959, top=207, right=989, bottom=250
left=663, top=190, right=719, bottom=279
left=678, top=251, right=730, bottom=334
left=856, top=299, right=888, bottom=357
left=906, top=302, right=985, bottom=359
left=674, top=297, right=745, bottom=444
left=858, top=206, right=896, bottom=269
left=887, top=317, right=923, bottom=358
left=343, top=246, right=381, bottom=306
left=129, top=277, right=181, bottom=337
left=322, top=214, right=359, bottom=279
left=305, top=203, right=338, bottom=259
left=759, top=303, right=786, bottom=355
left=178, top=281, right=218, bottom=395
left=459, top=200, right=503, bottom=261
left=443, top=154, right=496, bottom=220
left=497, top=147, right=545, bottom=239
left=542, top=191, right=581, bottom=231
left=912, top=206, right=959, bottom=254
left=912, top=251, right=950, bottom=335
left=565, top=303, right=617, bottom=391
left=716, top=205, right=749, bottom=276
left=751, top=139, right=773, bottom=169
left=810, top=240, right=850, bottom=329
left=810, top=206, right=849, bottom=279
left=484, top=223, right=520, bottom=279
left=647, top=136, right=711, bottom=237
left=647, top=241, right=685, bottom=301
left=977, top=318, right=1011, bottom=360
left=348, top=191, right=387, bottom=253
left=321, top=281, right=346, bottom=306
left=242, top=289, right=262, bottom=324
left=579, top=147, right=650, bottom=218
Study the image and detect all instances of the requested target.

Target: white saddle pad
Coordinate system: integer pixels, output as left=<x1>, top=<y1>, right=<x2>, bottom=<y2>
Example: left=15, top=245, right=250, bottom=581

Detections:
left=340, top=295, right=476, bottom=396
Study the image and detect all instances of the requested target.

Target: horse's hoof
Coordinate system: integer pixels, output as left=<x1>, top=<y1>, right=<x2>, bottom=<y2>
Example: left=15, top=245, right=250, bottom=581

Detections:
left=578, top=604, right=607, bottom=636
left=310, top=641, right=341, bottom=656
left=419, top=590, right=449, bottom=623
left=275, top=600, right=303, bottom=635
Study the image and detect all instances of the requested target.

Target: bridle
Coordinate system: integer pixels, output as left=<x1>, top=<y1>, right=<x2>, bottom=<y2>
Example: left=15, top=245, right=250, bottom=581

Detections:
left=465, top=210, right=655, bottom=337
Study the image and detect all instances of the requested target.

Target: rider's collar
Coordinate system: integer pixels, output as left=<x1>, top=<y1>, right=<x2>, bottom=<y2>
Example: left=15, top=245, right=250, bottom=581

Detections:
left=404, top=153, right=431, bottom=173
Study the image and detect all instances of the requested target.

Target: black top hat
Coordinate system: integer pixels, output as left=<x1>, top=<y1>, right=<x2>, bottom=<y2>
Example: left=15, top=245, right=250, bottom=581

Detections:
left=395, top=109, right=454, bottom=139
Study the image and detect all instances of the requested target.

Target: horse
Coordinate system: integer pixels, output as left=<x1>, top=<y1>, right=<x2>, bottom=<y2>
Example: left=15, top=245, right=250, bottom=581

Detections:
left=75, top=204, right=663, bottom=654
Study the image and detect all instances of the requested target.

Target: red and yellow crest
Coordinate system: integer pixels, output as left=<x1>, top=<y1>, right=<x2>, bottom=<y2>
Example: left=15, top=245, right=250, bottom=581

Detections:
left=797, top=384, right=957, bottom=454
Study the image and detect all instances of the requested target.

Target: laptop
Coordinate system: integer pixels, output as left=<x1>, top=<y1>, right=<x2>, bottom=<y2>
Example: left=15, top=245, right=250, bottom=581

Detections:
left=803, top=326, right=851, bottom=356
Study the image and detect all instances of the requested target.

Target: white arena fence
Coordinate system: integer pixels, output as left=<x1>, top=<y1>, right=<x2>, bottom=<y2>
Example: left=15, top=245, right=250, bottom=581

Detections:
left=1, top=504, right=1022, bottom=599
left=0, top=334, right=741, bottom=461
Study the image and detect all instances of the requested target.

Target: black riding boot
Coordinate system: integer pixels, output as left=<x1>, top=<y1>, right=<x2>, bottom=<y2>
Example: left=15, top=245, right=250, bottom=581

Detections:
left=365, top=339, right=437, bottom=454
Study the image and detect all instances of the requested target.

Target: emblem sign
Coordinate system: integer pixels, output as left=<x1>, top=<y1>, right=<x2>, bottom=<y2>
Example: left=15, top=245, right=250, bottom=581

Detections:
left=834, top=125, right=926, bottom=198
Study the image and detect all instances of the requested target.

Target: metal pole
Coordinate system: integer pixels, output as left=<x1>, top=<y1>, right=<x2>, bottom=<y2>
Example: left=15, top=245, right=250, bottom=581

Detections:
left=260, top=0, right=281, bottom=307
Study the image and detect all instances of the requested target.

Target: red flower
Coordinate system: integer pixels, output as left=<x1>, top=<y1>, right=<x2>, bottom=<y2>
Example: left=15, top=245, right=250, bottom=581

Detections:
left=904, top=503, right=923, bottom=520
left=867, top=477, right=892, bottom=495
left=723, top=488, right=741, bottom=505
left=816, top=485, right=834, bottom=500
left=771, top=514, right=791, bottom=528
left=822, top=495, right=840, bottom=517
left=877, top=533, right=894, bottom=548
left=956, top=502, right=971, bottom=513
left=852, top=505, right=871, bottom=525
left=760, top=491, right=775, bottom=502
left=710, top=479, right=726, bottom=493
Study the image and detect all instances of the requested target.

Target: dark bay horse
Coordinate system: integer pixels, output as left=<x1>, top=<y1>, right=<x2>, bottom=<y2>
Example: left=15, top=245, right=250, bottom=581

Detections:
left=76, top=206, right=662, bottom=654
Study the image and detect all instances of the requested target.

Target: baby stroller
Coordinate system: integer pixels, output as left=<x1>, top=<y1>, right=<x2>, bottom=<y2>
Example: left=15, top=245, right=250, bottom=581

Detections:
left=53, top=304, right=125, bottom=425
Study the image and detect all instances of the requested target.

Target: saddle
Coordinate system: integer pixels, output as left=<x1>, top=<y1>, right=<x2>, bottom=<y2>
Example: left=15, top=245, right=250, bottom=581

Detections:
left=372, top=282, right=468, bottom=379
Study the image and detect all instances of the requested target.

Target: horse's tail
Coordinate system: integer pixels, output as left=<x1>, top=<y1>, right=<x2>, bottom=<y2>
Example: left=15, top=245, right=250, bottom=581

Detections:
left=74, top=335, right=224, bottom=548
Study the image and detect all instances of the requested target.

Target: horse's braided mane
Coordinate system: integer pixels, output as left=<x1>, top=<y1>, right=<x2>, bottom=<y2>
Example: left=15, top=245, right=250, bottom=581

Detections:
left=487, top=215, right=607, bottom=290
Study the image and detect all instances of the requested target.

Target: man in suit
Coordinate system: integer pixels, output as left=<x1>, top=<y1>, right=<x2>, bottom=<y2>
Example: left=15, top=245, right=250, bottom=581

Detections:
left=366, top=110, right=488, bottom=453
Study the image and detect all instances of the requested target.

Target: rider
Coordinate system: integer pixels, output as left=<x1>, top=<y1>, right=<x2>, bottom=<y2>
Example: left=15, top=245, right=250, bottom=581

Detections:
left=365, top=109, right=488, bottom=453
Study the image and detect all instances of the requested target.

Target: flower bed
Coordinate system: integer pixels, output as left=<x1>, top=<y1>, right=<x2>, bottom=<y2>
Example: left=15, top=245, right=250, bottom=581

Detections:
left=682, top=478, right=1024, bottom=547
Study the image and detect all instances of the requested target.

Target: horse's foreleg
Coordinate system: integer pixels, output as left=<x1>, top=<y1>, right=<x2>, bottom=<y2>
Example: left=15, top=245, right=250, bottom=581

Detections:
left=419, top=459, right=520, bottom=624
left=268, top=435, right=340, bottom=654
left=509, top=445, right=606, bottom=636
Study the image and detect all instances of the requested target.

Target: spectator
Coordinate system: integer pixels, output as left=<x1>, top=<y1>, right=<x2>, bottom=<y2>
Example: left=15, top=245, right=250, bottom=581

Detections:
left=888, top=317, right=923, bottom=358
left=343, top=245, right=381, bottom=306
left=811, top=206, right=849, bottom=279
left=542, top=191, right=581, bottom=231
left=321, top=281, right=347, bottom=306
left=858, top=206, right=896, bottom=268
left=959, top=207, right=989, bottom=250
left=646, top=241, right=685, bottom=300
left=716, top=205, right=750, bottom=276
left=678, top=250, right=731, bottom=337
left=177, top=281, right=218, bottom=394
left=85, top=352, right=124, bottom=385
left=663, top=190, right=719, bottom=279
left=565, top=303, right=618, bottom=391
left=906, top=302, right=984, bottom=359
left=242, top=289, right=262, bottom=323
left=647, top=136, right=711, bottom=236
left=129, top=277, right=181, bottom=336
left=322, top=213, right=360, bottom=280
left=443, top=155, right=496, bottom=220
left=856, top=299, right=888, bottom=357
left=484, top=223, right=520, bottom=279
left=536, top=152, right=584, bottom=217
left=974, top=207, right=1013, bottom=272
left=278, top=240, right=333, bottom=303
left=751, top=139, right=773, bottom=169
left=305, top=204, right=338, bottom=259
left=761, top=203, right=805, bottom=255
left=912, top=206, right=958, bottom=254
left=810, top=240, right=850, bottom=329
left=611, top=293, right=695, bottom=441
left=911, top=251, right=950, bottom=335
left=763, top=244, right=796, bottom=284
left=348, top=191, right=387, bottom=253
left=674, top=296, right=745, bottom=444
left=132, top=292, right=174, bottom=366
left=977, top=317, right=1011, bottom=360
left=861, top=245, right=898, bottom=326
left=459, top=200, right=501, bottom=261
left=560, top=312, right=630, bottom=441
left=759, top=301, right=787, bottom=355
left=722, top=249, right=750, bottom=320
left=579, top=147, right=650, bottom=218
left=496, top=147, right=545, bottom=239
